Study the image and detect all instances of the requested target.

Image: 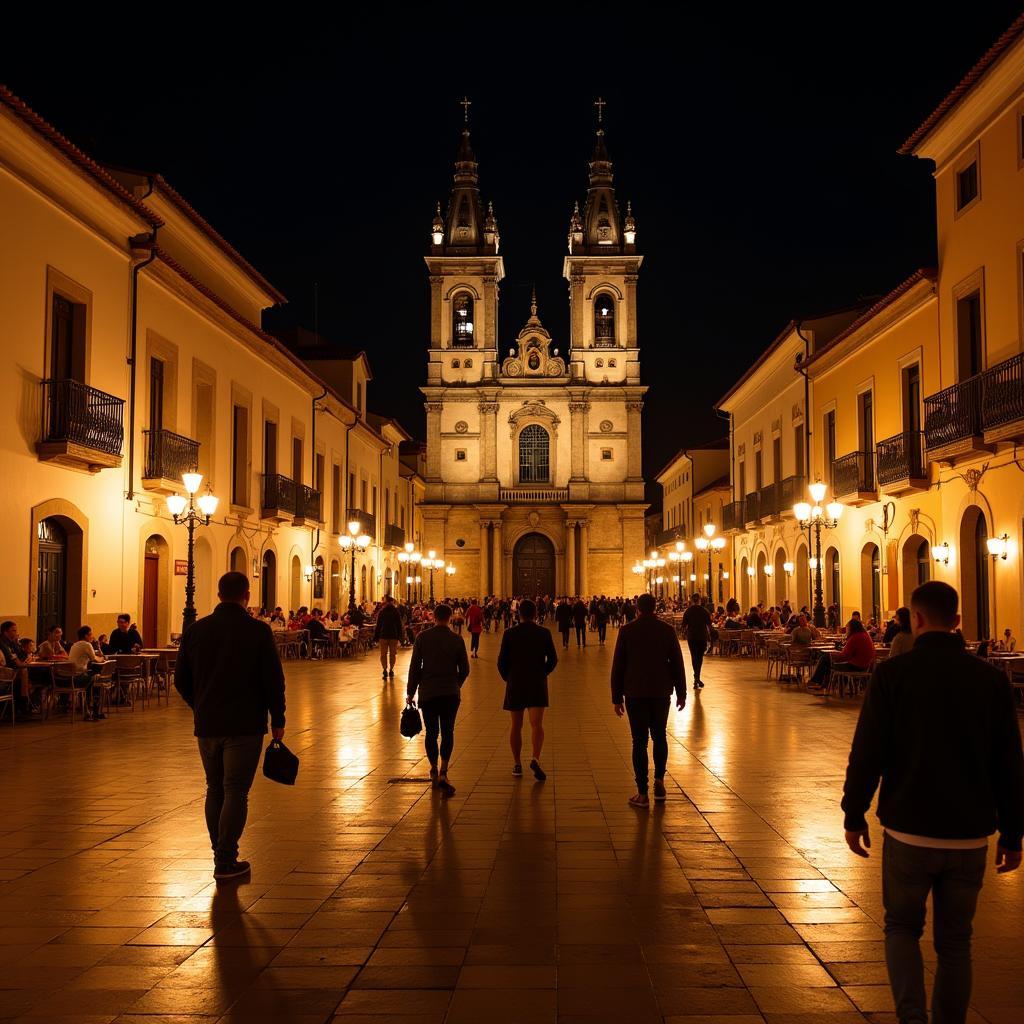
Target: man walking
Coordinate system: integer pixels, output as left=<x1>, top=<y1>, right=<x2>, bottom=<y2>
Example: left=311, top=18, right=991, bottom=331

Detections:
left=407, top=603, right=469, bottom=799
left=611, top=593, right=686, bottom=808
left=842, top=581, right=1023, bottom=1024
left=175, top=571, right=285, bottom=881
left=466, top=598, right=484, bottom=658
left=682, top=593, right=713, bottom=689
left=497, top=599, right=558, bottom=780
left=554, top=597, right=573, bottom=649
left=571, top=597, right=588, bottom=648
left=373, top=594, right=404, bottom=680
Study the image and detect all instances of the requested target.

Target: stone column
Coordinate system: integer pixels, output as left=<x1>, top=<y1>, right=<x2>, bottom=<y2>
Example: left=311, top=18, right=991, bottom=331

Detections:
left=565, top=520, right=576, bottom=595
left=625, top=273, right=638, bottom=346
left=479, top=520, right=491, bottom=594
left=570, top=272, right=585, bottom=347
left=478, top=399, right=499, bottom=482
left=492, top=520, right=503, bottom=597
left=579, top=520, right=590, bottom=597
left=425, top=401, right=443, bottom=480
left=429, top=275, right=443, bottom=346
left=568, top=395, right=589, bottom=482
left=626, top=400, right=643, bottom=482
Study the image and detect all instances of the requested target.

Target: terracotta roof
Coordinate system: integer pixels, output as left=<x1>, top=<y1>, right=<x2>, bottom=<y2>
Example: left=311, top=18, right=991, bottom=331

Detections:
left=151, top=246, right=354, bottom=415
left=801, top=268, right=937, bottom=367
left=0, top=84, right=162, bottom=229
left=150, top=175, right=287, bottom=304
left=898, top=14, right=1024, bottom=155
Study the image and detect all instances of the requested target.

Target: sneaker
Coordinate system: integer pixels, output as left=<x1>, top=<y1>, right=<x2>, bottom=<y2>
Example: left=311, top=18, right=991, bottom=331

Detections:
left=389, top=670, right=395, bottom=679
left=437, top=776, right=456, bottom=799
left=213, top=860, right=251, bottom=880
left=653, top=779, right=666, bottom=802
left=382, top=670, right=388, bottom=680
left=694, top=680, right=705, bottom=690
left=628, top=793, right=650, bottom=809
left=529, top=759, right=547, bottom=782
left=429, top=767, right=439, bottom=787
left=512, top=763, right=523, bottom=777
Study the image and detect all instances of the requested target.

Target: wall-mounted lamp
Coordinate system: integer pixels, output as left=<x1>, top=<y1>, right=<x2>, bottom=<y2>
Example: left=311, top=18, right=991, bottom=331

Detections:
left=252, top=557, right=260, bottom=580
left=932, top=542, right=951, bottom=565
left=809, top=557, right=819, bottom=570
left=746, top=566, right=756, bottom=577
left=987, top=534, right=1009, bottom=561
left=763, top=564, right=774, bottom=577
left=783, top=561, right=794, bottom=576
left=304, top=564, right=315, bottom=582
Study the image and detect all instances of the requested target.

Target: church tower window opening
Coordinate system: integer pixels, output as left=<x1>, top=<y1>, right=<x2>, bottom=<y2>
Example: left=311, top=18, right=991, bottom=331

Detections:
left=452, top=293, right=475, bottom=347
left=518, top=424, right=550, bottom=484
left=594, top=293, right=616, bottom=346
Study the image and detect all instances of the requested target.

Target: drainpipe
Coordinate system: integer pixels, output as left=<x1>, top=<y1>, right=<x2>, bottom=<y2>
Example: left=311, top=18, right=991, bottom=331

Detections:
left=126, top=177, right=158, bottom=501
left=309, top=386, right=328, bottom=593
left=795, top=323, right=814, bottom=603
left=715, top=407, right=734, bottom=589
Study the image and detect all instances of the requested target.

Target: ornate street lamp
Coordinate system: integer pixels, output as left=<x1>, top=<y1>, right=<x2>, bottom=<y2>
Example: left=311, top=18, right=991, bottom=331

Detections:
left=422, top=549, right=442, bottom=604
left=669, top=541, right=690, bottom=604
left=445, top=561, right=456, bottom=597
left=398, top=541, right=416, bottom=603
left=695, top=524, right=724, bottom=604
left=793, top=480, right=843, bottom=628
left=339, top=520, right=371, bottom=612
left=167, top=472, right=219, bottom=633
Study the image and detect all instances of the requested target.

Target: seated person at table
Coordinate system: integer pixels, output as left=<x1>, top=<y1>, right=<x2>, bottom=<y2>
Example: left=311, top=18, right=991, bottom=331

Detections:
left=286, top=610, right=304, bottom=630
left=808, top=618, right=874, bottom=691
left=790, top=615, right=818, bottom=645
left=37, top=625, right=69, bottom=661
left=995, top=627, right=1016, bottom=653
left=0, top=620, right=37, bottom=715
left=349, top=604, right=366, bottom=627
left=105, top=614, right=143, bottom=654
left=745, top=607, right=763, bottom=628
left=269, top=607, right=286, bottom=631
left=19, top=638, right=37, bottom=661
left=888, top=607, right=914, bottom=658
left=306, top=609, right=330, bottom=643
left=68, top=625, right=107, bottom=720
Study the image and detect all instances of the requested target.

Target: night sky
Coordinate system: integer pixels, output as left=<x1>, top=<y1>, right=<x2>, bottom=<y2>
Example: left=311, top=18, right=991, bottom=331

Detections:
left=5, top=9, right=1021, bottom=503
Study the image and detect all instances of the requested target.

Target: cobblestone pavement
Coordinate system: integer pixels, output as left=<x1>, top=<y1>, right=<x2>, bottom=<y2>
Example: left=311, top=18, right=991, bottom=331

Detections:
left=0, top=625, right=1021, bottom=1023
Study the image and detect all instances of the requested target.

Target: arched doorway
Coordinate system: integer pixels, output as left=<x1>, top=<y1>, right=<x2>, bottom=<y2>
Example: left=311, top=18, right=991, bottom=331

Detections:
left=512, top=533, right=555, bottom=597
left=330, top=558, right=341, bottom=611
left=825, top=546, right=841, bottom=616
left=143, top=534, right=170, bottom=647
left=37, top=518, right=67, bottom=639
left=261, top=550, right=277, bottom=611
left=230, top=545, right=247, bottom=575
left=795, top=543, right=809, bottom=610
left=755, top=552, right=767, bottom=605
left=740, top=556, right=750, bottom=608
left=960, top=506, right=990, bottom=640
left=313, top=555, right=325, bottom=603
left=773, top=548, right=787, bottom=605
left=194, top=537, right=213, bottom=620
left=861, top=543, right=881, bottom=622
left=290, top=555, right=302, bottom=612
left=901, top=534, right=930, bottom=603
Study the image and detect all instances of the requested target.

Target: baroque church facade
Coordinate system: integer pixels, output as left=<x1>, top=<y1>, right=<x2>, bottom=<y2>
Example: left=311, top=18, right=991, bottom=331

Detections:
left=420, top=113, right=647, bottom=598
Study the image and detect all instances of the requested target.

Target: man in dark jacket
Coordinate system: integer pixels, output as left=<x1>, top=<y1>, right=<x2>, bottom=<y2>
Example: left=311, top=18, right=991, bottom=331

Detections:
left=407, top=603, right=469, bottom=798
left=373, top=595, right=404, bottom=680
left=571, top=598, right=589, bottom=648
left=175, top=571, right=285, bottom=881
left=497, top=599, right=558, bottom=780
left=682, top=594, right=713, bottom=689
left=842, top=581, right=1023, bottom=1024
left=554, top=598, right=573, bottom=649
left=611, top=592, right=686, bottom=808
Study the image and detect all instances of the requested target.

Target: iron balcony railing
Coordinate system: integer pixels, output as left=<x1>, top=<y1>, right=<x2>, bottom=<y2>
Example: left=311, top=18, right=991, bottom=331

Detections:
left=924, top=375, right=983, bottom=450
left=384, top=523, right=406, bottom=549
left=656, top=526, right=686, bottom=546
left=722, top=500, right=744, bottom=532
left=981, top=352, right=1024, bottom=432
left=778, top=474, right=805, bottom=510
left=41, top=378, right=124, bottom=457
left=143, top=428, right=198, bottom=480
left=757, top=482, right=777, bottom=519
left=832, top=450, right=875, bottom=497
left=498, top=487, right=569, bottom=502
left=262, top=473, right=297, bottom=515
left=876, top=431, right=925, bottom=486
left=346, top=508, right=376, bottom=537
left=744, top=491, right=760, bottom=524
left=296, top=483, right=322, bottom=522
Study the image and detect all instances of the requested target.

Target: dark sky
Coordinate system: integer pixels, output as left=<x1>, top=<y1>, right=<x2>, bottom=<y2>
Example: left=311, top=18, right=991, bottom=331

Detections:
left=5, top=9, right=1021, bottom=502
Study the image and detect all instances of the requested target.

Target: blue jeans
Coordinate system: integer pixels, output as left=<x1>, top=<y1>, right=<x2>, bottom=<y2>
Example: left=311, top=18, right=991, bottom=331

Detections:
left=882, top=833, right=987, bottom=1024
left=197, top=735, right=264, bottom=866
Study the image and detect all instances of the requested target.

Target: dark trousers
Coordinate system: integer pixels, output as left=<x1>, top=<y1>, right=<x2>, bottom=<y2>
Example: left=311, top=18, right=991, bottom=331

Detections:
left=811, top=655, right=856, bottom=687
left=421, top=694, right=460, bottom=766
left=197, top=735, right=264, bottom=866
left=470, top=632, right=480, bottom=654
left=597, top=622, right=607, bottom=643
left=882, top=833, right=986, bottom=1024
left=575, top=624, right=586, bottom=647
left=625, top=696, right=671, bottom=795
left=688, top=639, right=706, bottom=682
left=559, top=626, right=570, bottom=648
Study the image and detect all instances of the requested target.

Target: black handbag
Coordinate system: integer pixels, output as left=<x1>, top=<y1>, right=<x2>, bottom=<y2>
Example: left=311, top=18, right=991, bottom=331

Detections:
left=262, top=739, right=300, bottom=785
left=400, top=705, right=422, bottom=738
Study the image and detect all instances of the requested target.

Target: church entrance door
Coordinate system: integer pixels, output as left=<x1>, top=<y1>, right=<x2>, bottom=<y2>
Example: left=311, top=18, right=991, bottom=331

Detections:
left=512, top=532, right=555, bottom=598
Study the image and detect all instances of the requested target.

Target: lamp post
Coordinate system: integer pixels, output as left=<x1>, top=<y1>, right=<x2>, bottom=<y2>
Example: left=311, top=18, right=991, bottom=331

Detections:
left=167, top=472, right=219, bottom=633
left=631, top=561, right=644, bottom=594
left=423, top=549, right=441, bottom=604
left=719, top=567, right=729, bottom=605
left=669, top=541, right=689, bottom=604
left=793, top=481, right=843, bottom=628
left=398, top=542, right=416, bottom=603
left=339, top=520, right=372, bottom=612
left=695, top=523, right=723, bottom=604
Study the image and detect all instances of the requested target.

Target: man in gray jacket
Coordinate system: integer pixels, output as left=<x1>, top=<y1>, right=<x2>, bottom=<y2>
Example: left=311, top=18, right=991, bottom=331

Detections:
left=407, top=603, right=469, bottom=798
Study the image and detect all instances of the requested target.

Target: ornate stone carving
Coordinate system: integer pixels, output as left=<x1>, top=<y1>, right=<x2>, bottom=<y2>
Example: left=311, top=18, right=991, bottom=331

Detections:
left=454, top=420, right=468, bottom=434
left=737, top=443, right=746, bottom=457
left=499, top=298, right=566, bottom=378
left=508, top=402, right=560, bottom=433
left=477, top=402, right=499, bottom=414
left=569, top=401, right=590, bottom=413
left=425, top=401, right=444, bottom=414
left=599, top=420, right=613, bottom=433
left=792, top=403, right=803, bottom=422
left=753, top=430, right=763, bottom=447
left=964, top=467, right=984, bottom=491
left=771, top=418, right=781, bottom=434
left=528, top=512, right=540, bottom=527
left=626, top=401, right=644, bottom=412
left=909, top=508, right=920, bottom=533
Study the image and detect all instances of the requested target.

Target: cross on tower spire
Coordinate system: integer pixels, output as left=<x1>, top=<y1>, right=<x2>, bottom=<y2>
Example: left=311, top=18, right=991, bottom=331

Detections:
left=594, top=96, right=606, bottom=124
left=460, top=96, right=472, bottom=123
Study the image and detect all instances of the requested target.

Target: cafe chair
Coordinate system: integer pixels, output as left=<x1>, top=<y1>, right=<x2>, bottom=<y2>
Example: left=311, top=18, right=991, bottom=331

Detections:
left=112, top=656, right=145, bottom=711
left=51, top=663, right=89, bottom=723
left=155, top=651, right=177, bottom=705
left=92, top=661, right=117, bottom=717
left=0, top=667, right=15, bottom=725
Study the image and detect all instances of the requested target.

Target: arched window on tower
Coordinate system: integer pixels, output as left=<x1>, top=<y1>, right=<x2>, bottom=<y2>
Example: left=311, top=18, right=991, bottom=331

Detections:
left=452, top=293, right=475, bottom=347
left=518, top=424, right=550, bottom=484
left=594, top=293, right=615, bottom=347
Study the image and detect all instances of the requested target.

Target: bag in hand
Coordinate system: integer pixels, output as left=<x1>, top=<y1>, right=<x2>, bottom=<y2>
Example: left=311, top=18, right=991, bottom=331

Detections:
left=263, top=739, right=300, bottom=785
left=400, top=705, right=422, bottom=738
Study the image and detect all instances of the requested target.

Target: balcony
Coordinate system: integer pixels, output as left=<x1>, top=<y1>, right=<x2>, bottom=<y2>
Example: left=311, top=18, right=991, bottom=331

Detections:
left=876, top=431, right=928, bottom=495
left=743, top=491, right=760, bottom=526
left=293, top=484, right=322, bottom=526
left=722, top=501, right=744, bottom=533
left=757, top=483, right=778, bottom=523
left=261, top=473, right=296, bottom=522
left=924, top=375, right=989, bottom=463
left=981, top=352, right=1024, bottom=443
left=831, top=450, right=877, bottom=505
left=346, top=508, right=376, bottom=538
left=384, top=523, right=406, bottom=549
left=37, top=379, right=124, bottom=472
left=778, top=474, right=805, bottom=511
left=498, top=487, right=569, bottom=503
left=142, top=428, right=199, bottom=494
left=655, top=526, right=686, bottom=547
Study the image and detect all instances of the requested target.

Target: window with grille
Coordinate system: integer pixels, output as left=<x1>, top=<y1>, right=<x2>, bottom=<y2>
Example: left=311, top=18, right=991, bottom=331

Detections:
left=594, top=293, right=615, bottom=347
left=518, top=424, right=550, bottom=483
left=452, top=294, right=475, bottom=346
